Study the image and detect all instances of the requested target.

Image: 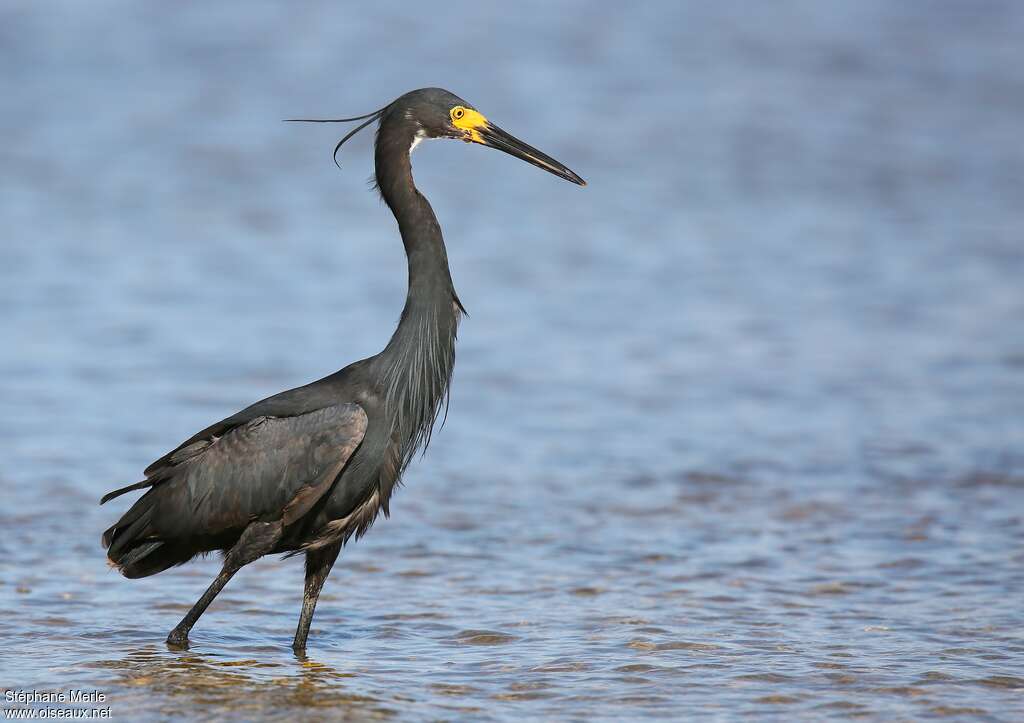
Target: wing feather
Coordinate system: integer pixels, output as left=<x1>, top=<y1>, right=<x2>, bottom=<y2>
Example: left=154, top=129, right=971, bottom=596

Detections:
left=103, top=403, right=367, bottom=551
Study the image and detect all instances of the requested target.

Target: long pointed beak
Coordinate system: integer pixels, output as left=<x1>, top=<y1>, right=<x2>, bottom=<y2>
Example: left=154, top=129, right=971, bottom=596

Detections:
left=474, top=124, right=586, bottom=186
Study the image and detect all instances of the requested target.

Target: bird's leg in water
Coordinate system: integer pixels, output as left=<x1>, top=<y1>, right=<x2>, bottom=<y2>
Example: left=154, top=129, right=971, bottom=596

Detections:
left=293, top=542, right=342, bottom=651
left=166, top=520, right=283, bottom=648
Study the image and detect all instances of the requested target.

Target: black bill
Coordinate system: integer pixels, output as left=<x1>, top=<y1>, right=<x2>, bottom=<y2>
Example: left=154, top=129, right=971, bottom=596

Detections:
left=477, top=124, right=586, bottom=186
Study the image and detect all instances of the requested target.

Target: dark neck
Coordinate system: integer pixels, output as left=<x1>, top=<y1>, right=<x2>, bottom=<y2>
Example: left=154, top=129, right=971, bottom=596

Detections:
left=373, top=113, right=462, bottom=460
left=376, top=121, right=456, bottom=316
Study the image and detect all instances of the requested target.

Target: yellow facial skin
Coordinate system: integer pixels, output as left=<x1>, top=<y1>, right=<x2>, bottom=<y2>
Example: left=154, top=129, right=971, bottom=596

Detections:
left=450, top=105, right=488, bottom=144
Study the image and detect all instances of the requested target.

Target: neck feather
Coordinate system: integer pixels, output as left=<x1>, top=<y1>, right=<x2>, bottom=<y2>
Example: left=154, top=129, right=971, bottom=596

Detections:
left=374, top=113, right=462, bottom=463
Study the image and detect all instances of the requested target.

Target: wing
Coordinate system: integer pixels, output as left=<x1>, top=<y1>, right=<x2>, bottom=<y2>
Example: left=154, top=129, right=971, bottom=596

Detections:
left=103, top=403, right=367, bottom=551
left=143, top=381, right=348, bottom=479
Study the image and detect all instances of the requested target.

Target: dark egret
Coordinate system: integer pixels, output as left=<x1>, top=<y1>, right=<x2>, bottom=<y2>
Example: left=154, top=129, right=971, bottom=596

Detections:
left=101, top=87, right=584, bottom=650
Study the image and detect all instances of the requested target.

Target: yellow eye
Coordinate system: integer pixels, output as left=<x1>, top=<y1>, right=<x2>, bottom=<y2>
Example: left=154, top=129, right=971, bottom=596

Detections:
left=451, top=106, right=466, bottom=121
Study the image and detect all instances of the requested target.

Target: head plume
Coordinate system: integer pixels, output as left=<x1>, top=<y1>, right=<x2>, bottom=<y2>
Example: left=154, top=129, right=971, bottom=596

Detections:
left=286, top=101, right=392, bottom=168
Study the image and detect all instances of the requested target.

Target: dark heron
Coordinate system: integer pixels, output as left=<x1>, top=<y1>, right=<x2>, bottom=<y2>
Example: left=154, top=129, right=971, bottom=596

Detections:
left=100, top=87, right=585, bottom=651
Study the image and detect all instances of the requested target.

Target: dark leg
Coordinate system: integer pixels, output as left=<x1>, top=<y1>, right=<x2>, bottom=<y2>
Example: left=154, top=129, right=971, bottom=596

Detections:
left=166, top=521, right=282, bottom=648
left=293, top=542, right=342, bottom=651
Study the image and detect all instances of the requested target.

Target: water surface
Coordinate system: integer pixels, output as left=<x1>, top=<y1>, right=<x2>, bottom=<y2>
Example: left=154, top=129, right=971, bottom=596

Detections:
left=2, top=1, right=1023, bottom=719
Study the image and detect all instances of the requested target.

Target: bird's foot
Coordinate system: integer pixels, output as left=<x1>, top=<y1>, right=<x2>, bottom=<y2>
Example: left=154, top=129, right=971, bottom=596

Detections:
left=166, top=628, right=191, bottom=649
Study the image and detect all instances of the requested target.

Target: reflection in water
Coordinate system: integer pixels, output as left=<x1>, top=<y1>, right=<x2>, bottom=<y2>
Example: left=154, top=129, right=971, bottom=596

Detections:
left=90, top=648, right=393, bottom=718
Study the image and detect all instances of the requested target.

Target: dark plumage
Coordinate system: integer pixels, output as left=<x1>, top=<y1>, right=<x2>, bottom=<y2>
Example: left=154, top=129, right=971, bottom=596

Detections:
left=100, top=87, right=585, bottom=651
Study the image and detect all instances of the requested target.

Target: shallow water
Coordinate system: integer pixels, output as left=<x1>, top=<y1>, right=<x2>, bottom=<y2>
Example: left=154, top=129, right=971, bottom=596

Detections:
left=2, top=1, right=1023, bottom=720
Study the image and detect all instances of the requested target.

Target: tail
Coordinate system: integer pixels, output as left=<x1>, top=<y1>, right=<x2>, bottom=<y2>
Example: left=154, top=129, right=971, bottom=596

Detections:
left=101, top=488, right=189, bottom=579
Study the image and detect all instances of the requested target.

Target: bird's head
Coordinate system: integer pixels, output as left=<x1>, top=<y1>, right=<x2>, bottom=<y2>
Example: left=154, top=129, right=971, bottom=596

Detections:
left=289, top=87, right=586, bottom=186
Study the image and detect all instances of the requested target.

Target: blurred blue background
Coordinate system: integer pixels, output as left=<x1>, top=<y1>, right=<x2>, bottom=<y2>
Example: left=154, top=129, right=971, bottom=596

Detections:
left=1, top=1, right=1022, bottom=719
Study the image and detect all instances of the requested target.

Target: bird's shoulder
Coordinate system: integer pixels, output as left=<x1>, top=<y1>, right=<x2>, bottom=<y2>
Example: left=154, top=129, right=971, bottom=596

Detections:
left=143, top=368, right=369, bottom=479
